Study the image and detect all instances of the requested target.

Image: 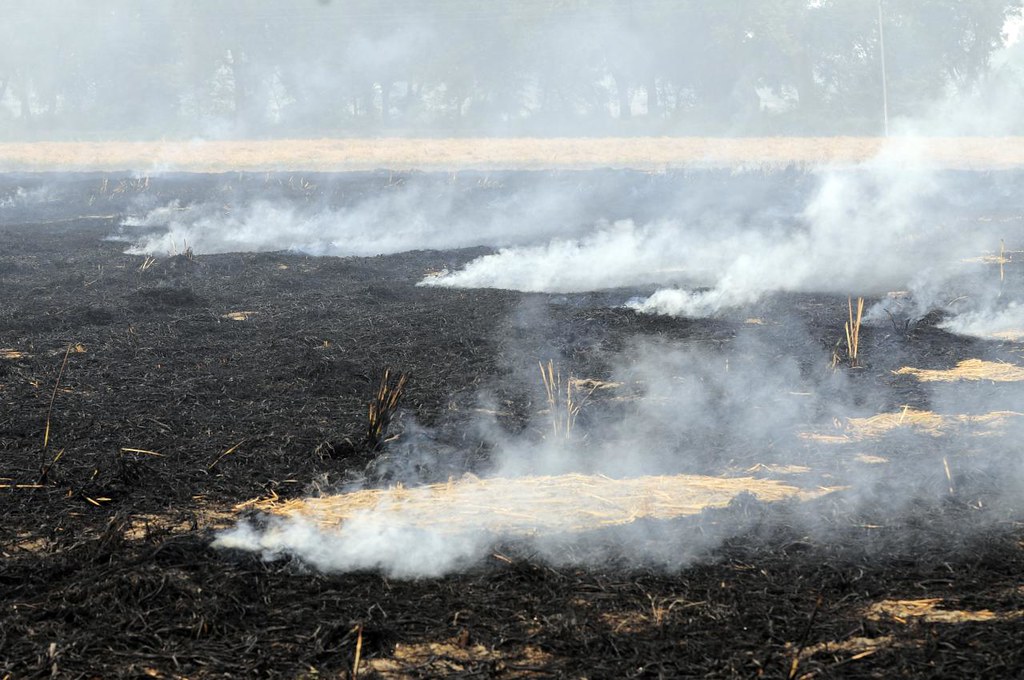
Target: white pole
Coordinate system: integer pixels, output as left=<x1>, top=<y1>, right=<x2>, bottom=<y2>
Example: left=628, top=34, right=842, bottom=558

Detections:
left=878, top=0, right=890, bottom=136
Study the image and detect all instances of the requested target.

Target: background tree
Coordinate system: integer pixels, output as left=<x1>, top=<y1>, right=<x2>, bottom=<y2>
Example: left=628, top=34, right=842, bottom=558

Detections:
left=0, top=0, right=1020, bottom=139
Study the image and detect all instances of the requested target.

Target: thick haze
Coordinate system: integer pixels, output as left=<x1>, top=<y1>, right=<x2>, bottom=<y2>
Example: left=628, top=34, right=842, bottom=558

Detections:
left=2, top=0, right=1022, bottom=140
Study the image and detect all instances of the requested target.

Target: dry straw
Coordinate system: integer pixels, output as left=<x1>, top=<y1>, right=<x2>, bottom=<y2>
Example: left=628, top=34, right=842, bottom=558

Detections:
left=832, top=297, right=864, bottom=368
left=222, top=311, right=257, bottom=321
left=845, top=296, right=864, bottom=367
left=43, top=344, right=73, bottom=450
left=894, top=359, right=1024, bottom=382
left=539, top=361, right=595, bottom=438
left=801, top=408, right=1023, bottom=441
left=865, top=598, right=1022, bottom=624
left=245, top=472, right=839, bottom=536
left=963, top=240, right=1011, bottom=280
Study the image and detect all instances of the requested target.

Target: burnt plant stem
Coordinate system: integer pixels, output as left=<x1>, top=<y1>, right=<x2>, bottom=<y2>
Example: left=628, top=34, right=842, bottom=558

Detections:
left=366, top=369, right=408, bottom=449
left=43, top=343, right=73, bottom=450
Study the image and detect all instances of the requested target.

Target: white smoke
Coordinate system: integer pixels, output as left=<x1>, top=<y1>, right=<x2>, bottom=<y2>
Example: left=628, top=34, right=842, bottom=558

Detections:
left=424, top=142, right=1016, bottom=340
left=631, top=146, right=957, bottom=317
left=421, top=219, right=704, bottom=293
left=119, top=179, right=594, bottom=257
left=0, top=185, right=53, bottom=208
left=940, top=300, right=1024, bottom=341
left=214, top=512, right=487, bottom=579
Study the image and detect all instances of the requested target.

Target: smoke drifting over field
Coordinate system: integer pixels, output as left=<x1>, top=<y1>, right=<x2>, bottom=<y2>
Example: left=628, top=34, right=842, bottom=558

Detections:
left=218, top=332, right=829, bottom=577
left=182, top=92, right=1024, bottom=578
left=118, top=179, right=596, bottom=258
left=209, top=141, right=1023, bottom=576
left=421, top=143, right=1019, bottom=341
left=119, top=157, right=1017, bottom=346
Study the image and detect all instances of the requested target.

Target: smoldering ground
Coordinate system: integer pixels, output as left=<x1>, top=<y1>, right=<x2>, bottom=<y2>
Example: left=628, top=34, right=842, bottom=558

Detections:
left=66, top=142, right=1017, bottom=580
left=4, top=173, right=1023, bottom=678
left=215, top=294, right=1024, bottom=578
left=7, top=3, right=1024, bottom=676
left=160, top=138, right=1024, bottom=580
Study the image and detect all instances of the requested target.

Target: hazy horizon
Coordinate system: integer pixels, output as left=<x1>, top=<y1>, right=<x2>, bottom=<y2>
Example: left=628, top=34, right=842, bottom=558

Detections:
left=2, top=0, right=1023, bottom=142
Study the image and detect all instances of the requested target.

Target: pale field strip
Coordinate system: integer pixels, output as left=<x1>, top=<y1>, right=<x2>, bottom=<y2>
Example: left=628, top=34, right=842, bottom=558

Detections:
left=246, top=472, right=837, bottom=535
left=5, top=136, right=1024, bottom=172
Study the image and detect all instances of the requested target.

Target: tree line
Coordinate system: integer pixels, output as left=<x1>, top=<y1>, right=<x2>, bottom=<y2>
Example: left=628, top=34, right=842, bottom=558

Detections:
left=1, top=0, right=1021, bottom=139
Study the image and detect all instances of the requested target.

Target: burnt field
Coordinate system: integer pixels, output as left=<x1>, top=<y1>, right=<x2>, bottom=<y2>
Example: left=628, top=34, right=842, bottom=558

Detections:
left=2, top=170, right=1024, bottom=678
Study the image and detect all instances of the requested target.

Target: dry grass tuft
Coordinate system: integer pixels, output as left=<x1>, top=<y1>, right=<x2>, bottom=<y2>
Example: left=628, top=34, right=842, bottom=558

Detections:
left=833, top=296, right=864, bottom=368
left=894, top=358, right=1024, bottom=382
left=539, top=361, right=595, bottom=439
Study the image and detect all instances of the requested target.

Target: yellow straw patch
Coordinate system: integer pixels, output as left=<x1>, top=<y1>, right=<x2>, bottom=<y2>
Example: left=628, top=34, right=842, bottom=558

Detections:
left=894, top=359, right=1024, bottom=382
left=246, top=473, right=839, bottom=536
left=801, top=408, right=1022, bottom=441
left=865, top=598, right=1022, bottom=624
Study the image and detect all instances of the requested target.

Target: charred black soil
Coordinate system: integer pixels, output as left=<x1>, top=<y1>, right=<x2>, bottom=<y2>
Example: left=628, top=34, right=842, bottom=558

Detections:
left=2, top=172, right=1023, bottom=678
